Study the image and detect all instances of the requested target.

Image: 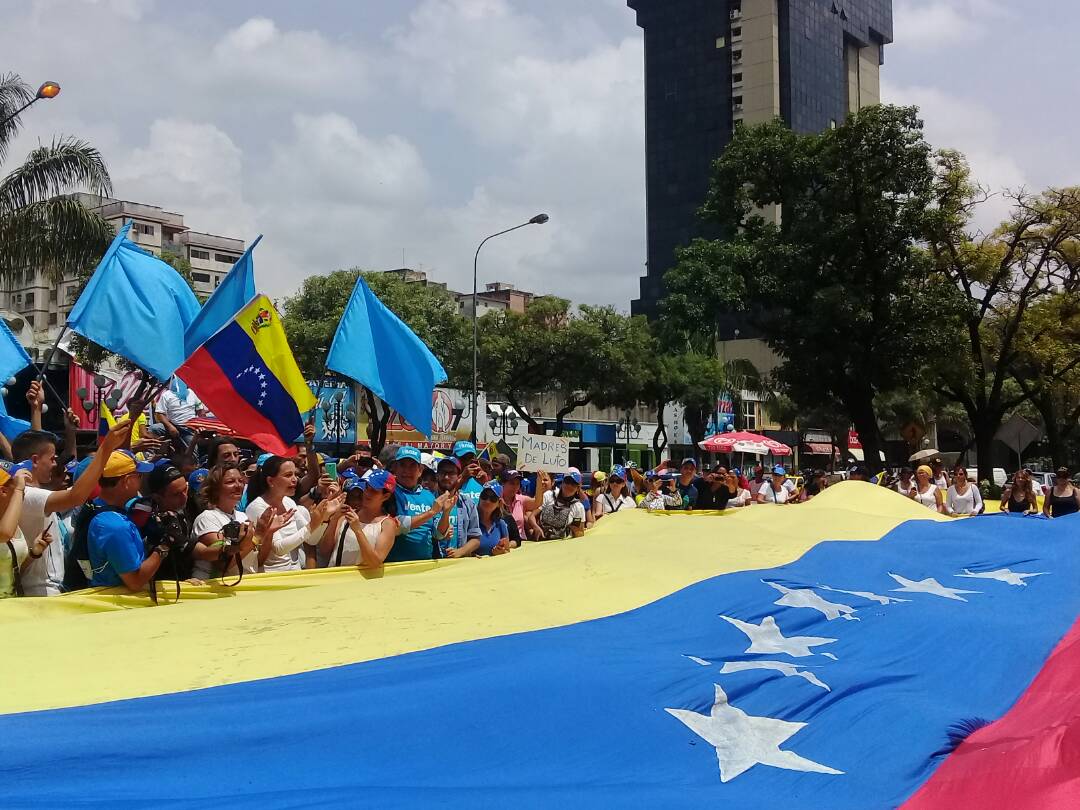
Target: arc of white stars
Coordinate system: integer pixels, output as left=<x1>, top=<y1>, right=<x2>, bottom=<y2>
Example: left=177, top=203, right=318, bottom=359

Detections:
left=764, top=581, right=858, bottom=621
left=889, top=573, right=979, bottom=601
left=956, top=568, right=1048, bottom=587
left=666, top=684, right=843, bottom=782
left=720, top=615, right=837, bottom=658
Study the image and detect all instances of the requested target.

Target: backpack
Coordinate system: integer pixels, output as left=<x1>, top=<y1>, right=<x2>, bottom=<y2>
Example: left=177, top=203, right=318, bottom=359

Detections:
left=64, top=501, right=124, bottom=592
left=538, top=498, right=576, bottom=540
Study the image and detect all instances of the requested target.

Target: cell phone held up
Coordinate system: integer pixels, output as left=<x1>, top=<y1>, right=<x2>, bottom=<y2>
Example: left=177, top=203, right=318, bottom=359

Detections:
left=325, top=461, right=338, bottom=481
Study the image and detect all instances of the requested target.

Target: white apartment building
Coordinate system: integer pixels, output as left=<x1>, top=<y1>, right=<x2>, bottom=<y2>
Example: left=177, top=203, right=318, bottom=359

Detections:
left=0, top=194, right=245, bottom=359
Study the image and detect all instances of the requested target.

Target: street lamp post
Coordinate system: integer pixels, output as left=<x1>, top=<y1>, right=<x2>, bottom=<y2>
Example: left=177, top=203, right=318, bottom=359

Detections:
left=0, top=81, right=61, bottom=129
left=471, top=213, right=550, bottom=442
left=617, top=409, right=641, bottom=466
left=487, top=403, right=521, bottom=441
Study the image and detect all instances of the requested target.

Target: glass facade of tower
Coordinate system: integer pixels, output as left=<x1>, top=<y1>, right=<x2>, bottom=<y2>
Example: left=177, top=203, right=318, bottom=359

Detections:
left=628, top=0, right=893, bottom=318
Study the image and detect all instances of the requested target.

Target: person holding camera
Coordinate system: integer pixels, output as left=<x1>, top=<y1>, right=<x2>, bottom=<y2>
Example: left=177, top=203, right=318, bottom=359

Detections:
left=191, top=464, right=288, bottom=580
left=143, top=462, right=197, bottom=581
left=85, top=450, right=169, bottom=591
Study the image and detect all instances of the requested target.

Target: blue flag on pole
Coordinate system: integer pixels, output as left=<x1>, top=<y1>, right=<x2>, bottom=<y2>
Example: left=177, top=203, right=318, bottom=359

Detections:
left=67, top=222, right=201, bottom=381
left=183, top=235, right=260, bottom=357
left=0, top=394, right=31, bottom=442
left=0, top=316, right=31, bottom=384
left=326, top=276, right=447, bottom=436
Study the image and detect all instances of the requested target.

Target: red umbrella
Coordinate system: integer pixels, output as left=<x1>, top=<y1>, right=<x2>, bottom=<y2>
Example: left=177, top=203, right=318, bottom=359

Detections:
left=698, top=431, right=793, bottom=457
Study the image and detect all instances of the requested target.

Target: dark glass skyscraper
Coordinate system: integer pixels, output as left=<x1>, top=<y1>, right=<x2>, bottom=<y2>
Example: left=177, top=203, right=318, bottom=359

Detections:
left=628, top=0, right=893, bottom=317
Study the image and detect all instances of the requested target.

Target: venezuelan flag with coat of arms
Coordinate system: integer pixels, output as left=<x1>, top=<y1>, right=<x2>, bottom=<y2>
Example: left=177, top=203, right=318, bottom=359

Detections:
left=178, top=294, right=315, bottom=455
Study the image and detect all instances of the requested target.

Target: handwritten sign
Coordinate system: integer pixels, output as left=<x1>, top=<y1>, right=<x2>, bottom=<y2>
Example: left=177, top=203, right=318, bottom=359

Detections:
left=517, top=434, right=571, bottom=473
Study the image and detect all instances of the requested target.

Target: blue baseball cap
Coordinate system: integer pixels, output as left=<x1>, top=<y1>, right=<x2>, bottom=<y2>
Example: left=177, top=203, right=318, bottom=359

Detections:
left=188, top=468, right=209, bottom=491
left=645, top=470, right=659, bottom=481
left=72, top=456, right=95, bottom=483
left=773, top=465, right=787, bottom=476
left=610, top=464, right=627, bottom=481
left=481, top=481, right=503, bottom=498
left=360, top=468, right=397, bottom=492
left=561, top=471, right=582, bottom=486
left=452, top=440, right=477, bottom=458
left=257, top=453, right=273, bottom=468
left=680, top=458, right=698, bottom=469
left=394, top=446, right=423, bottom=464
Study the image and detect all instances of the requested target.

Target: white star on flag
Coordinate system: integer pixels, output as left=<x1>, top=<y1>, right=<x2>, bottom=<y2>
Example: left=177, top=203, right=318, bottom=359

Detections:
left=765, top=581, right=858, bottom=621
left=889, top=573, right=979, bottom=601
left=720, top=615, right=837, bottom=658
left=719, top=660, right=830, bottom=691
left=956, top=568, right=1048, bottom=587
left=820, top=585, right=909, bottom=605
left=666, top=684, right=843, bottom=782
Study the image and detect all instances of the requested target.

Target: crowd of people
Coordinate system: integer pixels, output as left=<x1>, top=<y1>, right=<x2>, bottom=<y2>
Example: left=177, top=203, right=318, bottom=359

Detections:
left=1, top=381, right=1078, bottom=601
left=889, top=458, right=1080, bottom=518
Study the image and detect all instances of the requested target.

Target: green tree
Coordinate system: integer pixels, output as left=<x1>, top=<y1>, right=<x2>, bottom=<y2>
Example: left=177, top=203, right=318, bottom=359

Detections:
left=281, top=269, right=471, bottom=453
left=1007, top=294, right=1080, bottom=468
left=477, top=299, right=653, bottom=436
left=925, top=151, right=1080, bottom=479
left=0, top=73, right=113, bottom=281
left=661, top=106, right=952, bottom=472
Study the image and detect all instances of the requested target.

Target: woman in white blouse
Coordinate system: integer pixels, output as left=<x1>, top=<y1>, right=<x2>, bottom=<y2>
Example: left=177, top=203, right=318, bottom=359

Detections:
left=245, top=456, right=344, bottom=572
left=945, top=465, right=983, bottom=516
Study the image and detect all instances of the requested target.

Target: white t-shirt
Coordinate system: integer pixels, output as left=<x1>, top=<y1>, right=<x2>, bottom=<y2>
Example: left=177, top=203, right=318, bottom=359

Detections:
left=18, top=487, right=62, bottom=596
left=1, top=530, right=28, bottom=598
left=596, top=493, right=635, bottom=515
left=157, top=389, right=202, bottom=426
left=246, top=496, right=320, bottom=573
left=946, top=484, right=983, bottom=516
left=731, top=488, right=753, bottom=507
left=191, top=507, right=256, bottom=580
left=933, top=474, right=949, bottom=490
left=757, top=482, right=793, bottom=504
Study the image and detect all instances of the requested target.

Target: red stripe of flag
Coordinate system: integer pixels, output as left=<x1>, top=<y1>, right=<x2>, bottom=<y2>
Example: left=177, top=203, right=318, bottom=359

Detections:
left=903, top=614, right=1080, bottom=809
left=179, top=348, right=296, bottom=457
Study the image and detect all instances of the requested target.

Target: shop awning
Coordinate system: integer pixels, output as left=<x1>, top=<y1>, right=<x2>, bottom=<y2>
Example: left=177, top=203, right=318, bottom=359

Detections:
left=804, top=442, right=834, bottom=455
left=848, top=448, right=886, bottom=462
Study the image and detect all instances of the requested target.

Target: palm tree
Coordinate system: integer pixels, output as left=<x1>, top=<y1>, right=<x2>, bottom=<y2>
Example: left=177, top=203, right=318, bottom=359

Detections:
left=0, top=72, right=113, bottom=283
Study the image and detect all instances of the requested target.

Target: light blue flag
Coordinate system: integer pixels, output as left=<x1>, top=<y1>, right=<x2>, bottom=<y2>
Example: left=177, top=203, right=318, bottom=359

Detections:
left=0, top=316, right=31, bottom=384
left=326, top=276, right=447, bottom=436
left=67, top=222, right=201, bottom=381
left=0, top=393, right=31, bottom=442
left=183, top=235, right=260, bottom=357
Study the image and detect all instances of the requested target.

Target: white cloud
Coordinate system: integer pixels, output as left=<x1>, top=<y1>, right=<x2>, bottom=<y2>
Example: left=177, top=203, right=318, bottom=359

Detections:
left=893, top=0, right=1012, bottom=50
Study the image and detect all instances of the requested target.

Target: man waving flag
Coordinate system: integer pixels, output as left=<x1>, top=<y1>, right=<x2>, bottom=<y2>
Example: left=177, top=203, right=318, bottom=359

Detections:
left=178, top=295, right=314, bottom=455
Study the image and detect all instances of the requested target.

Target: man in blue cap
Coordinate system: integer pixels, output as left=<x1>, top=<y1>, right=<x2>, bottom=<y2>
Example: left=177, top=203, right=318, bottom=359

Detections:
left=451, top=440, right=485, bottom=507
left=675, top=457, right=703, bottom=510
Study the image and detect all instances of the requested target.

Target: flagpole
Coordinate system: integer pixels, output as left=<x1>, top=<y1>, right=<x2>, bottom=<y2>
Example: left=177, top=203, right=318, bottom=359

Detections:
left=36, top=325, right=68, bottom=383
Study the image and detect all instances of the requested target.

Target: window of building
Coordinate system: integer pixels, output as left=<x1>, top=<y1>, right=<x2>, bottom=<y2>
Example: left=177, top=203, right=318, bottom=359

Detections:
left=732, top=50, right=743, bottom=62
left=48, top=313, right=57, bottom=326
left=732, top=72, right=743, bottom=83
left=25, top=292, right=34, bottom=307
left=49, top=288, right=57, bottom=302
left=65, top=286, right=77, bottom=302
left=215, top=253, right=239, bottom=264
left=715, top=36, right=726, bottom=49
left=190, top=249, right=210, bottom=261
left=192, top=272, right=212, bottom=283
left=742, top=400, right=757, bottom=431
left=731, top=26, right=742, bottom=37
left=136, top=223, right=155, bottom=235
left=25, top=314, right=33, bottom=328
left=14, top=294, right=22, bottom=305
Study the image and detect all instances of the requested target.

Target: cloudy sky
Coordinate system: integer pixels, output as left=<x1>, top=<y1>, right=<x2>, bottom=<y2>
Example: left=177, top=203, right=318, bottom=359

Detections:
left=1, top=0, right=1074, bottom=309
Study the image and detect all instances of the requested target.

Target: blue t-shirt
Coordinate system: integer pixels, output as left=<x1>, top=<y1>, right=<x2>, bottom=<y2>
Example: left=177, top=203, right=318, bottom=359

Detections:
left=477, top=518, right=508, bottom=556
left=87, top=505, right=145, bottom=588
left=390, top=485, right=437, bottom=562
left=459, top=478, right=483, bottom=506
left=436, top=495, right=480, bottom=556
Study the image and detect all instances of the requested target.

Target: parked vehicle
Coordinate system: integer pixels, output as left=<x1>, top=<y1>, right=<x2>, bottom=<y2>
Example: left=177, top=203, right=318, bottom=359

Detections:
left=1028, top=471, right=1057, bottom=496
left=966, top=468, right=1008, bottom=488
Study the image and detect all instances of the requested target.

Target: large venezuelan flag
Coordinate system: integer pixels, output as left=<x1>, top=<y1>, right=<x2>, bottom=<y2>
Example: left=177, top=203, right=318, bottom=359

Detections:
left=1, top=483, right=1077, bottom=807
left=178, top=294, right=315, bottom=455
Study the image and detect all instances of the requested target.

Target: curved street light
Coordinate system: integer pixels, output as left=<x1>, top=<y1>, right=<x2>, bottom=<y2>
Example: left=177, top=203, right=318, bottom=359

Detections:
left=470, top=213, right=550, bottom=442
left=0, top=80, right=61, bottom=129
